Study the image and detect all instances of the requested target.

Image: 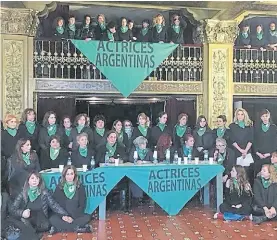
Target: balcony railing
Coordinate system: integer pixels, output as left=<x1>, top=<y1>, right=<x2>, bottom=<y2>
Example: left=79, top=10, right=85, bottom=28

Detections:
left=233, top=47, right=277, bottom=83
left=34, top=39, right=203, bottom=82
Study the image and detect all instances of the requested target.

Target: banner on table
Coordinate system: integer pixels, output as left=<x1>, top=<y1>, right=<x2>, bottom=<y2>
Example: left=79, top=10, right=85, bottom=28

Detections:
left=126, top=165, right=224, bottom=215
left=71, top=40, right=178, bottom=97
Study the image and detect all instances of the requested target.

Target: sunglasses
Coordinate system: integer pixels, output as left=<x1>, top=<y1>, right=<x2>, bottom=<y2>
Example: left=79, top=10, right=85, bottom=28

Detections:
left=174, top=19, right=180, bottom=22
left=125, top=124, right=131, bottom=127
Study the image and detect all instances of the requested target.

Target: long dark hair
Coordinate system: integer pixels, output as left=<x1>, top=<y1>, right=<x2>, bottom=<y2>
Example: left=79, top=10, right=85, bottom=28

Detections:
left=59, top=165, right=80, bottom=189
left=157, top=133, right=172, bottom=160
left=195, top=115, right=209, bottom=130
left=42, top=111, right=56, bottom=127
left=23, top=171, right=45, bottom=201
left=15, top=138, right=36, bottom=164
left=74, top=113, right=88, bottom=127
left=21, top=108, right=36, bottom=124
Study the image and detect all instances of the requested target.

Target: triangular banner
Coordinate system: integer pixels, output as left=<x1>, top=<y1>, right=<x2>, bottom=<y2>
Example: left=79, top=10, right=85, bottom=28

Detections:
left=126, top=165, right=224, bottom=215
left=71, top=40, right=178, bottom=97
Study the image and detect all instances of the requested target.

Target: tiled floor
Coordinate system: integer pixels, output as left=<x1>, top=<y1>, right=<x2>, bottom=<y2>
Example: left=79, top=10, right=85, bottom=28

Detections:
left=43, top=204, right=277, bottom=240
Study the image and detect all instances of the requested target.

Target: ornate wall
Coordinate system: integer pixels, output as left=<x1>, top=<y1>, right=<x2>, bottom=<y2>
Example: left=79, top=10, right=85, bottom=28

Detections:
left=0, top=7, right=38, bottom=120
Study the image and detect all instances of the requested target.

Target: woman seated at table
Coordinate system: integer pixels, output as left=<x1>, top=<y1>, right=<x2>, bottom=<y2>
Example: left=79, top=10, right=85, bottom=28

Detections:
left=251, top=164, right=277, bottom=224
left=71, top=133, right=94, bottom=168
left=214, top=166, right=253, bottom=220
left=7, top=138, right=40, bottom=199
left=50, top=165, right=91, bottom=233
left=211, top=138, right=236, bottom=183
left=156, top=133, right=174, bottom=162
left=96, top=130, right=127, bottom=165
left=40, top=135, right=68, bottom=170
left=129, top=136, right=153, bottom=163
left=179, top=134, right=197, bottom=159
left=10, top=171, right=68, bottom=235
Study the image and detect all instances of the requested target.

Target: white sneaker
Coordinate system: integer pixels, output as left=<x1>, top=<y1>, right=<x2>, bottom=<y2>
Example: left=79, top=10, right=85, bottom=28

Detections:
left=213, top=213, right=218, bottom=219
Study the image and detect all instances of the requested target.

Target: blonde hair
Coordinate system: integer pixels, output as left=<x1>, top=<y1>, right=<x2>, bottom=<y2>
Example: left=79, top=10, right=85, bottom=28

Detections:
left=4, top=114, right=18, bottom=128
left=233, top=108, right=252, bottom=127
left=262, top=164, right=277, bottom=183
left=137, top=113, right=147, bottom=124
left=153, top=14, right=165, bottom=26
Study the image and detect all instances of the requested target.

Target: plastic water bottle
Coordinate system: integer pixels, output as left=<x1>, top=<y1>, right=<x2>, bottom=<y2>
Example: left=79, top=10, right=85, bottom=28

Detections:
left=204, top=150, right=209, bottom=162
left=90, top=156, right=95, bottom=169
left=104, top=151, right=109, bottom=166
left=153, top=146, right=158, bottom=165
left=67, top=156, right=72, bottom=165
left=173, top=151, right=178, bottom=164
left=165, top=149, right=170, bottom=164
left=133, top=150, right=138, bottom=165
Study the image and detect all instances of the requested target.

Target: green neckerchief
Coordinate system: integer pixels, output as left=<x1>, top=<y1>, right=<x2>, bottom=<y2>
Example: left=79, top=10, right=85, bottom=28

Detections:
left=261, top=177, right=271, bottom=189
left=156, top=24, right=163, bottom=33
left=270, top=30, right=277, bottom=37
left=22, top=152, right=31, bottom=165
left=50, top=147, right=60, bottom=161
left=84, top=24, right=89, bottom=29
left=98, top=22, right=106, bottom=31
left=47, top=124, right=57, bottom=136
left=183, top=146, right=192, bottom=156
left=218, top=151, right=226, bottom=165
left=197, top=127, right=206, bottom=136
left=79, top=146, right=88, bottom=157
left=68, top=23, right=76, bottom=32
left=241, top=32, right=249, bottom=38
left=65, top=128, right=72, bottom=137
left=117, top=131, right=124, bottom=143
left=176, top=124, right=187, bottom=137
left=236, top=121, right=245, bottom=129
left=25, top=121, right=36, bottom=135
left=76, top=124, right=84, bottom=134
left=63, top=182, right=76, bottom=199
left=138, top=125, right=148, bottom=137
left=28, top=186, right=41, bottom=202
left=172, top=24, right=180, bottom=34
left=121, top=26, right=128, bottom=33
left=137, top=147, right=148, bottom=160
left=96, top=127, right=105, bottom=137
left=273, top=163, right=277, bottom=172
left=216, top=127, right=226, bottom=138
left=157, top=123, right=166, bottom=132
left=141, top=27, right=149, bottom=36
left=106, top=142, right=117, bottom=157
left=256, top=31, right=263, bottom=40
left=7, top=127, right=17, bottom=137
left=107, top=30, right=114, bottom=41
left=56, top=26, right=64, bottom=34
left=231, top=177, right=239, bottom=191
left=262, top=123, right=270, bottom=133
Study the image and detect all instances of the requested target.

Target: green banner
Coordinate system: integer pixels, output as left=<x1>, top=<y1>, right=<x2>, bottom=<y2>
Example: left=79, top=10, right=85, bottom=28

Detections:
left=71, top=40, right=178, bottom=97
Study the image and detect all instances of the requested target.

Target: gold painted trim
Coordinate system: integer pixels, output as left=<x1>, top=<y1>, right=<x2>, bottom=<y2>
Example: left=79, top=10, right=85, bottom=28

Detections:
left=234, top=83, right=277, bottom=95
left=234, top=10, right=277, bottom=23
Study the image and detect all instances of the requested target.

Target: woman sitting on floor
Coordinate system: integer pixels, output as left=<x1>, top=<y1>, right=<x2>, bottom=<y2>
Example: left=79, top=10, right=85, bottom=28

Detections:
left=252, top=164, right=277, bottom=224
left=50, top=165, right=91, bottom=234
left=214, top=165, right=253, bottom=221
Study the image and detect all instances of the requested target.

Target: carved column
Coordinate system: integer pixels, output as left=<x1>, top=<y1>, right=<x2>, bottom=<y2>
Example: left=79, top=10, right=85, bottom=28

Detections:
left=0, top=7, right=38, bottom=120
left=201, top=19, right=239, bottom=128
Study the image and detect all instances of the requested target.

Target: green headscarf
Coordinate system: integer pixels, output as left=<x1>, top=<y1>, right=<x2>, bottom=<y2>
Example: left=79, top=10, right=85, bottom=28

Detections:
left=157, top=123, right=166, bottom=132
left=68, top=24, right=76, bottom=32
left=141, top=27, right=148, bottom=36
left=156, top=24, right=163, bottom=33
left=50, top=147, right=60, bottom=161
left=79, top=146, right=88, bottom=157
left=63, top=182, right=76, bottom=199
left=138, top=125, right=148, bottom=137
left=137, top=148, right=148, bottom=160
left=26, top=121, right=36, bottom=135
left=261, top=177, right=271, bottom=189
left=96, top=128, right=105, bottom=137
left=176, top=125, right=187, bottom=137
left=22, top=152, right=31, bottom=165
left=106, top=143, right=117, bottom=157
left=121, top=26, right=128, bottom=33
left=47, top=124, right=57, bottom=136
left=28, top=186, right=41, bottom=202
left=197, top=127, right=206, bottom=136
left=98, top=22, right=106, bottom=31
left=241, top=32, right=248, bottom=38
left=76, top=124, right=84, bottom=134
left=172, top=24, right=180, bottom=34
left=65, top=128, right=72, bottom=137
left=256, top=31, right=263, bottom=40
left=56, top=26, right=64, bottom=34
left=216, top=127, right=226, bottom=138
left=7, top=128, right=17, bottom=137
left=236, top=121, right=245, bottom=129
left=262, top=123, right=270, bottom=133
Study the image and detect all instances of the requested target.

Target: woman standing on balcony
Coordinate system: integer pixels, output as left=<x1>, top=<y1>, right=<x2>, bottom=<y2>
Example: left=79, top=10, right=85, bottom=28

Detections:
left=173, top=113, right=191, bottom=150
left=101, top=21, right=118, bottom=41
left=66, top=15, right=77, bottom=39
left=253, top=109, right=277, bottom=175
left=94, top=14, right=106, bottom=40
left=235, top=23, right=251, bottom=48
left=251, top=25, right=267, bottom=51
left=53, top=17, right=67, bottom=39
left=137, top=19, right=152, bottom=42
left=131, top=113, right=151, bottom=148
left=77, top=15, right=94, bottom=40
left=117, top=17, right=133, bottom=42
left=152, top=14, right=167, bottom=43
left=167, top=14, right=186, bottom=44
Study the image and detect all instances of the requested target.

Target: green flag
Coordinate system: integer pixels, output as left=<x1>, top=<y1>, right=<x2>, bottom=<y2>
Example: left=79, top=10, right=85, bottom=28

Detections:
left=71, top=40, right=178, bottom=97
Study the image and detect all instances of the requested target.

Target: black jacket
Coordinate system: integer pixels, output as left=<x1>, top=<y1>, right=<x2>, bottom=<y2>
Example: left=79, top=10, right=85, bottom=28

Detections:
left=152, top=26, right=167, bottom=43
left=212, top=128, right=231, bottom=146
left=192, top=127, right=214, bottom=153
left=40, top=147, right=68, bottom=170
left=77, top=25, right=94, bottom=40
left=18, top=123, right=40, bottom=153
left=94, top=24, right=106, bottom=40
left=172, top=125, right=192, bottom=150
left=129, top=147, right=153, bottom=163
left=69, top=126, right=94, bottom=151
left=1, top=129, right=20, bottom=159
left=137, top=28, right=152, bottom=42
left=131, top=127, right=151, bottom=148
left=117, top=29, right=133, bottom=41
left=38, top=125, right=65, bottom=151
left=167, top=26, right=184, bottom=44
left=71, top=146, right=94, bottom=168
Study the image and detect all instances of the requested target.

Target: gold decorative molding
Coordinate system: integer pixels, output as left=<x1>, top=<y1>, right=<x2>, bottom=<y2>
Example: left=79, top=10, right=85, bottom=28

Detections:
left=234, top=83, right=277, bottom=95
left=196, top=95, right=204, bottom=118
left=0, top=7, right=38, bottom=36
left=23, top=1, right=57, bottom=18
left=202, top=19, right=239, bottom=44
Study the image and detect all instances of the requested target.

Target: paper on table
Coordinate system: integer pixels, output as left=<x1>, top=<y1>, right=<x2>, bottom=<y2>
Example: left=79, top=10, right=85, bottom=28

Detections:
left=236, top=153, right=254, bottom=167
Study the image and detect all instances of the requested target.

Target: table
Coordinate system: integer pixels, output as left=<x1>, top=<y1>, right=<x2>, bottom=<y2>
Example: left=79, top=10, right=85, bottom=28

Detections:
left=41, top=163, right=224, bottom=220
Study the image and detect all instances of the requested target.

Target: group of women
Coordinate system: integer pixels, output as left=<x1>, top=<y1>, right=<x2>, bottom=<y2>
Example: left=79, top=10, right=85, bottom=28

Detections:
left=1, top=106, right=277, bottom=238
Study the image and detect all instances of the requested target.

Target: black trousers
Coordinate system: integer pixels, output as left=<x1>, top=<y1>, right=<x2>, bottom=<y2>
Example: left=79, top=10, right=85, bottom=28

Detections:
left=219, top=202, right=252, bottom=215
left=49, top=214, right=90, bottom=232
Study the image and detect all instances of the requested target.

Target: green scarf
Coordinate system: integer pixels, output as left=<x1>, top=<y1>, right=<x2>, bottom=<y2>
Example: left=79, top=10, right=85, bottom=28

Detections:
left=270, top=30, right=277, bottom=37
left=56, top=26, right=64, bottom=34
left=141, top=27, right=148, bottom=36
left=106, top=143, right=117, bottom=157
left=236, top=121, right=245, bottom=129
left=96, top=128, right=105, bottom=137
left=79, top=146, right=88, bottom=157
left=218, top=151, right=226, bottom=164
left=63, top=182, right=76, bottom=199
left=47, top=124, right=57, bottom=136
left=273, top=163, right=277, bottom=172
left=261, top=177, right=271, bottom=189
left=121, top=26, right=128, bottom=33
left=256, top=31, right=263, bottom=40
left=241, top=32, right=248, bottom=38
left=28, top=186, right=41, bottom=202
left=22, top=152, right=31, bottom=165
left=262, top=123, right=270, bottom=133
left=98, top=22, right=106, bottom=30
left=117, top=131, right=124, bottom=143
left=216, top=127, right=226, bottom=138
left=65, top=128, right=71, bottom=137
left=157, top=123, right=166, bottom=132
left=176, top=125, right=187, bottom=137
left=137, top=148, right=148, bottom=160
left=172, top=24, right=180, bottom=34
left=197, top=127, right=206, bottom=136
left=50, top=147, right=60, bottom=161
left=138, top=125, right=148, bottom=137
left=7, top=128, right=17, bottom=137
left=107, top=30, right=114, bottom=41
left=76, top=124, right=84, bottom=134
left=26, top=121, right=36, bottom=135
left=156, top=24, right=163, bottom=33
left=68, top=24, right=76, bottom=32
left=84, top=24, right=89, bottom=29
